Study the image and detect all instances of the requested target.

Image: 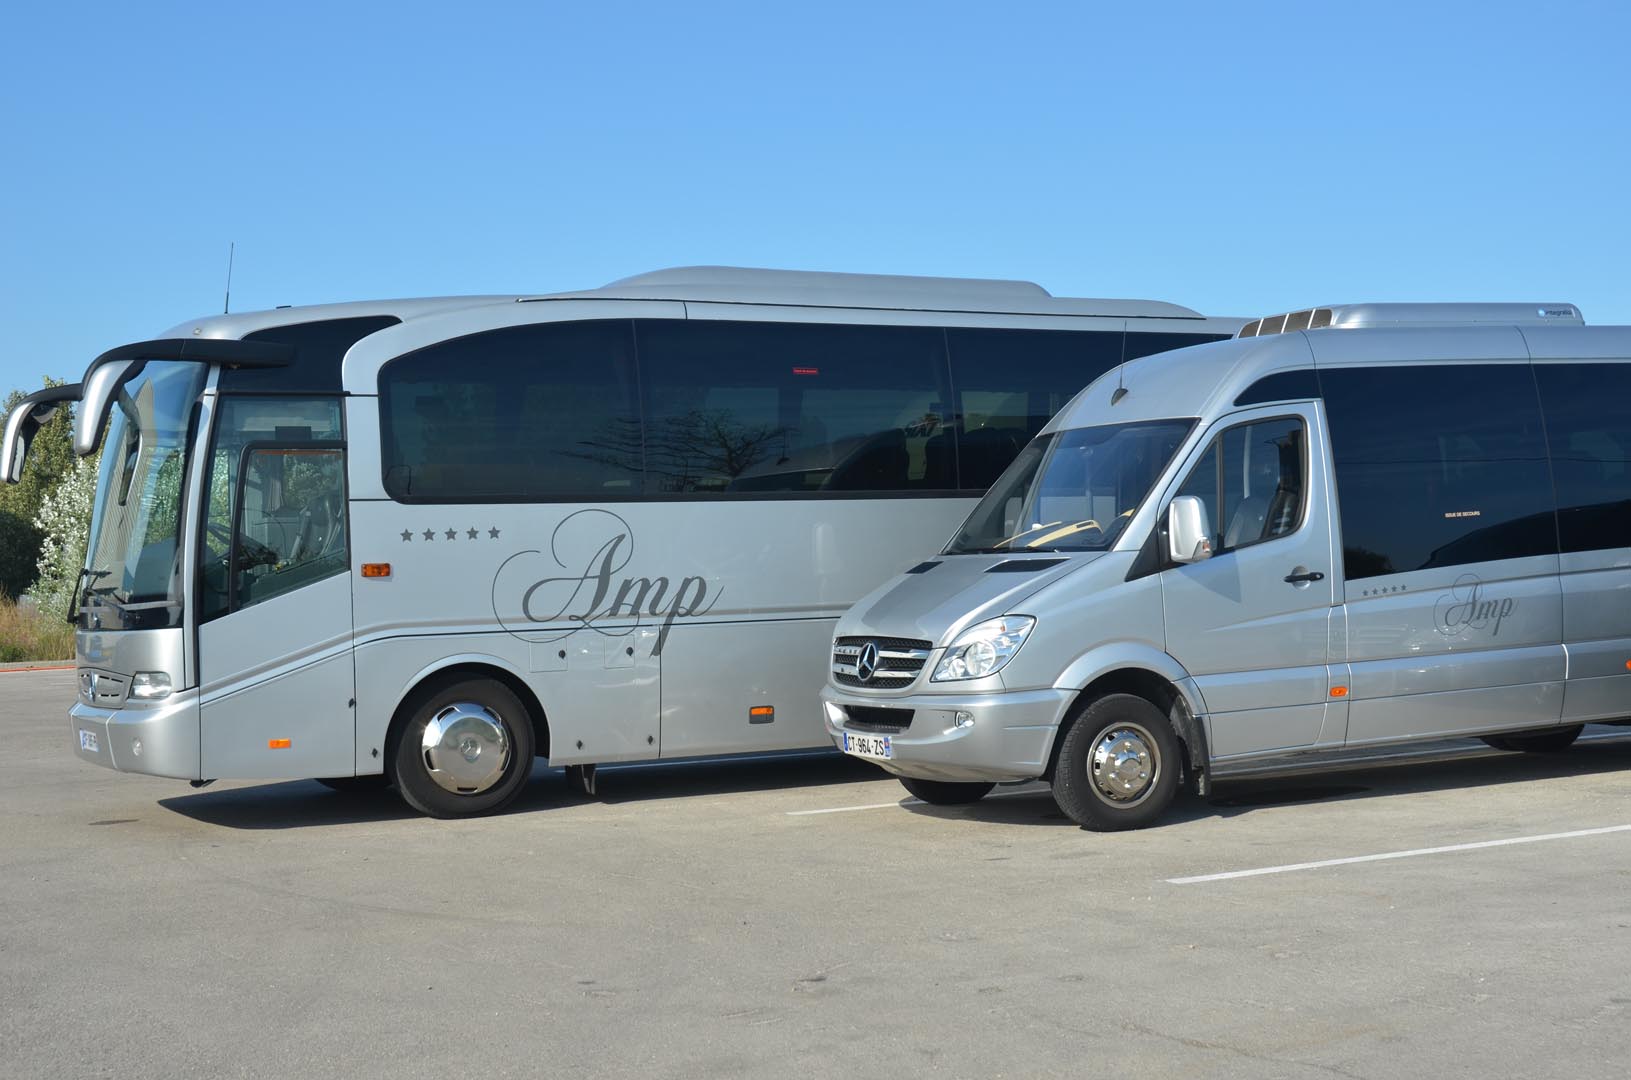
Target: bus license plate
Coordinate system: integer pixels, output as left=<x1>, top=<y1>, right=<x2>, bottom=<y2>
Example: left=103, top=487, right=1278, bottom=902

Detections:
left=79, top=729, right=99, bottom=753
left=843, top=732, right=892, bottom=760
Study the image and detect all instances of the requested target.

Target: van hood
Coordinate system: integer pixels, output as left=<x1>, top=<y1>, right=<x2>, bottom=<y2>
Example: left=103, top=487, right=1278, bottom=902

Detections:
left=842, top=552, right=1104, bottom=645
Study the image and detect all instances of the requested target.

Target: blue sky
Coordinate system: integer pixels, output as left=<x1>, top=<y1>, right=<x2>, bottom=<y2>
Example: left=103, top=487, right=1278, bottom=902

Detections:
left=2, top=0, right=1627, bottom=395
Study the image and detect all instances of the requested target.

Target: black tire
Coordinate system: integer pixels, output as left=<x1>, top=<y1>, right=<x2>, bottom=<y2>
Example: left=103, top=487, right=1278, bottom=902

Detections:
left=1051, top=693, right=1182, bottom=831
left=899, top=777, right=995, bottom=805
left=1481, top=725, right=1583, bottom=754
left=314, top=775, right=392, bottom=794
left=390, top=678, right=536, bottom=818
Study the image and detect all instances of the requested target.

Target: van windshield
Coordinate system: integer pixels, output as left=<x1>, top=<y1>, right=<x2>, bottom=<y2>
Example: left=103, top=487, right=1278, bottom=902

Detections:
left=946, top=419, right=1195, bottom=554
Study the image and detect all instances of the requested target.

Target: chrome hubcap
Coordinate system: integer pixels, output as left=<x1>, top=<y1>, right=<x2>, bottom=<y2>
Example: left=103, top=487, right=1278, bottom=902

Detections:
left=1089, top=723, right=1158, bottom=805
left=421, top=702, right=511, bottom=795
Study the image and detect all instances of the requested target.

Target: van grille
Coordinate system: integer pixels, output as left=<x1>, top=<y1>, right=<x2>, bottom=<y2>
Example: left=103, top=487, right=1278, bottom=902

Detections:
left=840, top=705, right=914, bottom=733
left=832, top=636, right=932, bottom=689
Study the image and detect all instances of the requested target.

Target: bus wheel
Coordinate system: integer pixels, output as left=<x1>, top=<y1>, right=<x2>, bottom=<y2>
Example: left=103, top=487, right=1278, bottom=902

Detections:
left=1481, top=725, right=1583, bottom=754
left=315, top=775, right=391, bottom=794
left=1050, top=693, right=1180, bottom=831
left=899, top=777, right=995, bottom=805
left=392, top=679, right=536, bottom=818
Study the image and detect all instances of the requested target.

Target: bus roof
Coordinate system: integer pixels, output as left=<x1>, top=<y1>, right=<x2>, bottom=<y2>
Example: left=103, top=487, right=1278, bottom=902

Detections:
left=531, top=266, right=1210, bottom=319
left=160, top=265, right=1214, bottom=342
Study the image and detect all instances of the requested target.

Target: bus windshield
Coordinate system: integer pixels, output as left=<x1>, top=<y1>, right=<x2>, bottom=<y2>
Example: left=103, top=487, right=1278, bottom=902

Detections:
left=946, top=419, right=1195, bottom=554
left=80, top=361, right=206, bottom=631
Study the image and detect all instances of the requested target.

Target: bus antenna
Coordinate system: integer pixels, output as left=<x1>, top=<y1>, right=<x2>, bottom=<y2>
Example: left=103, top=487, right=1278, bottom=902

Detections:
left=223, top=242, right=236, bottom=314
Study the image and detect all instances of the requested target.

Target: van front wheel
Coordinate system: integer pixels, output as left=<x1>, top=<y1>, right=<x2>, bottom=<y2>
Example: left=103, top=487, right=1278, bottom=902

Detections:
left=1051, top=694, right=1181, bottom=831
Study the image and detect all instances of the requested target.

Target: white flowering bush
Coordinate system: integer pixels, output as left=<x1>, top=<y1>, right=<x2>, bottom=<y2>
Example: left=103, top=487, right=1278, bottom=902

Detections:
left=32, top=454, right=98, bottom=619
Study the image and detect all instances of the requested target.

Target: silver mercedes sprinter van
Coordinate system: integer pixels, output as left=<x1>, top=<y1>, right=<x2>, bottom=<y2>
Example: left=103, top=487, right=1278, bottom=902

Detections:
left=821, top=303, right=1631, bottom=829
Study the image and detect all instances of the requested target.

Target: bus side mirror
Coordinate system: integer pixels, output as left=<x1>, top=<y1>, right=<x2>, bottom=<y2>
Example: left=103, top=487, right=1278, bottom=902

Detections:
left=1167, top=496, right=1213, bottom=564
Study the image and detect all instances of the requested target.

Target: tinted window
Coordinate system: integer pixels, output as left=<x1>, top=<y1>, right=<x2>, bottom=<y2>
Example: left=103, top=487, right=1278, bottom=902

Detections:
left=233, top=316, right=400, bottom=393
left=380, top=321, right=641, bottom=501
left=1535, top=363, right=1631, bottom=553
left=1175, top=416, right=1305, bottom=552
left=1122, top=332, right=1231, bottom=362
left=946, top=328, right=1124, bottom=488
left=1321, top=365, right=1556, bottom=579
left=637, top=320, right=948, bottom=494
left=1234, top=368, right=1320, bottom=407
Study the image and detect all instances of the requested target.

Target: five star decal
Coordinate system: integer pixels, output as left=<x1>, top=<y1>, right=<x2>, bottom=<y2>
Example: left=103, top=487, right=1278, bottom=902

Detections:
left=400, top=526, right=501, bottom=541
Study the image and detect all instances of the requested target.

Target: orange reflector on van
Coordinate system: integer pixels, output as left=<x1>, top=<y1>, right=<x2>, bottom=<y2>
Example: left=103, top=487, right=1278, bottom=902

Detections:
left=268, top=738, right=292, bottom=749
left=361, top=563, right=391, bottom=578
left=749, top=706, right=774, bottom=724
left=1330, top=686, right=1349, bottom=698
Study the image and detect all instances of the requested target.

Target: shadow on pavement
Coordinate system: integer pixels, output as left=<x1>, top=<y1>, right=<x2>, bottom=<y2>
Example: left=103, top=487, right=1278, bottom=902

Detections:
left=158, top=750, right=882, bottom=830
left=900, top=734, right=1631, bottom=830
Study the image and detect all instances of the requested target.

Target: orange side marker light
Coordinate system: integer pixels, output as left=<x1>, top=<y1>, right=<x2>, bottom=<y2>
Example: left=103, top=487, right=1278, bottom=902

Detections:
left=268, top=738, right=292, bottom=749
left=1330, top=686, right=1349, bottom=698
left=361, top=563, right=391, bottom=579
left=749, top=706, right=775, bottom=724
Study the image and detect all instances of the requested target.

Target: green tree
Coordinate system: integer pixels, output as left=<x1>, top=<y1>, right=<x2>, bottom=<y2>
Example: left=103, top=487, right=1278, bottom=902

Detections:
left=0, top=378, right=76, bottom=598
left=32, top=453, right=97, bottom=618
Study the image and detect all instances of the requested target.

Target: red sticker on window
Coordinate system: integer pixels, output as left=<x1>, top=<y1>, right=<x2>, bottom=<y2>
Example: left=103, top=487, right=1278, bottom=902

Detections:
left=792, top=367, right=819, bottom=376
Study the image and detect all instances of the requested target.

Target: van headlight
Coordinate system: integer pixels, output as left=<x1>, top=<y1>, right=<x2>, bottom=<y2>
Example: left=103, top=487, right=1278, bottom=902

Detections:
left=932, top=616, right=1035, bottom=682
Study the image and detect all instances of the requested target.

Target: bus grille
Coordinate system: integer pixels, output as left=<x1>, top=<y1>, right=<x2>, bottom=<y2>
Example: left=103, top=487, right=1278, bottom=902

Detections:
left=832, top=636, right=932, bottom=689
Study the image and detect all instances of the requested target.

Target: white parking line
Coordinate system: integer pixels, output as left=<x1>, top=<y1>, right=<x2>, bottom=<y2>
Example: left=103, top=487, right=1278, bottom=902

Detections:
left=786, top=784, right=1050, bottom=816
left=1167, top=823, right=1631, bottom=885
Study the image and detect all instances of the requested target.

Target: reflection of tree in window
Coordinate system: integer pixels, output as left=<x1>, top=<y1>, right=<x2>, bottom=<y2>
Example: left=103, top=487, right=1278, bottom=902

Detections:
left=572, top=410, right=787, bottom=493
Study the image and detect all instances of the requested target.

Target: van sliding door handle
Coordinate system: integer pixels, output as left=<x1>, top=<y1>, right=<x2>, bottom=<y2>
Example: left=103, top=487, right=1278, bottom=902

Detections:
left=1284, top=570, right=1325, bottom=584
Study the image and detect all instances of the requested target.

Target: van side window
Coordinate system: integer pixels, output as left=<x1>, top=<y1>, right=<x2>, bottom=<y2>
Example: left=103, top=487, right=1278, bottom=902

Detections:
left=1174, top=417, right=1305, bottom=553
left=1321, top=364, right=1554, bottom=579
left=1534, top=363, right=1631, bottom=553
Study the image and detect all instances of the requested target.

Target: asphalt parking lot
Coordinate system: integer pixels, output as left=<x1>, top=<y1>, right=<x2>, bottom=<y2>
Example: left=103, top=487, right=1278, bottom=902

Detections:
left=4, top=668, right=1630, bottom=1079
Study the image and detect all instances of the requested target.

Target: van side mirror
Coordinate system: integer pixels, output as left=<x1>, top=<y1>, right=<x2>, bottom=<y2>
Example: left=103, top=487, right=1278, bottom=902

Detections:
left=1167, top=496, right=1213, bottom=564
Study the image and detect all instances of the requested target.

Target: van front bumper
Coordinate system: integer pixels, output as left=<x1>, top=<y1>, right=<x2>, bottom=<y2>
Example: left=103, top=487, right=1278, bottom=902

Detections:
left=69, top=690, right=200, bottom=780
left=821, top=685, right=1073, bottom=783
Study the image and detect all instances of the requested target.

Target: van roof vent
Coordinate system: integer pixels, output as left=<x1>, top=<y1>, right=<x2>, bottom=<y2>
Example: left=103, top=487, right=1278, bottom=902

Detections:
left=1238, top=303, right=1583, bottom=338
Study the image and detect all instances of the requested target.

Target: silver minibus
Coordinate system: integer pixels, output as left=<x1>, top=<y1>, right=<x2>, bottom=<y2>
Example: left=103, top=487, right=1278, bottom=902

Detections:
left=3, top=266, right=1239, bottom=816
left=821, top=303, right=1631, bottom=828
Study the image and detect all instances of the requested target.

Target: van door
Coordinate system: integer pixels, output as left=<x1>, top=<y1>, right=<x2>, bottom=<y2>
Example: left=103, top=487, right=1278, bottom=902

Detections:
left=1160, top=404, right=1339, bottom=760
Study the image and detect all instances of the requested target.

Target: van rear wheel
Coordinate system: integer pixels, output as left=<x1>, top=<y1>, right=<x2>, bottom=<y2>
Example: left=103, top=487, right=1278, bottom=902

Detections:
left=1051, top=693, right=1181, bottom=831
left=899, top=777, right=995, bottom=805
left=391, top=678, right=536, bottom=818
left=1480, top=725, right=1583, bottom=754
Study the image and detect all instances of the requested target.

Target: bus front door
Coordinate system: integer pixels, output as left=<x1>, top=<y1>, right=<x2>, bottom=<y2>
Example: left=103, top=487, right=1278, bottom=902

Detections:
left=197, top=444, right=357, bottom=780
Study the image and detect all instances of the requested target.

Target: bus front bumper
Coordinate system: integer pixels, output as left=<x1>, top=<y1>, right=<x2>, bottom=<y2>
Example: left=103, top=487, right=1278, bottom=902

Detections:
left=820, top=685, right=1073, bottom=783
left=69, top=690, right=200, bottom=780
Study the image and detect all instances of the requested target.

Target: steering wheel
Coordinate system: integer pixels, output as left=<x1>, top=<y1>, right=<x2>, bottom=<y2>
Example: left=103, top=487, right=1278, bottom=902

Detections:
left=207, top=522, right=279, bottom=570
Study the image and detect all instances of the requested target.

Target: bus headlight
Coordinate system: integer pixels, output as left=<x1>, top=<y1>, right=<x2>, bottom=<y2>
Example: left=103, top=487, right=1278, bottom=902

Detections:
left=129, top=672, right=173, bottom=700
left=932, top=616, right=1035, bottom=682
